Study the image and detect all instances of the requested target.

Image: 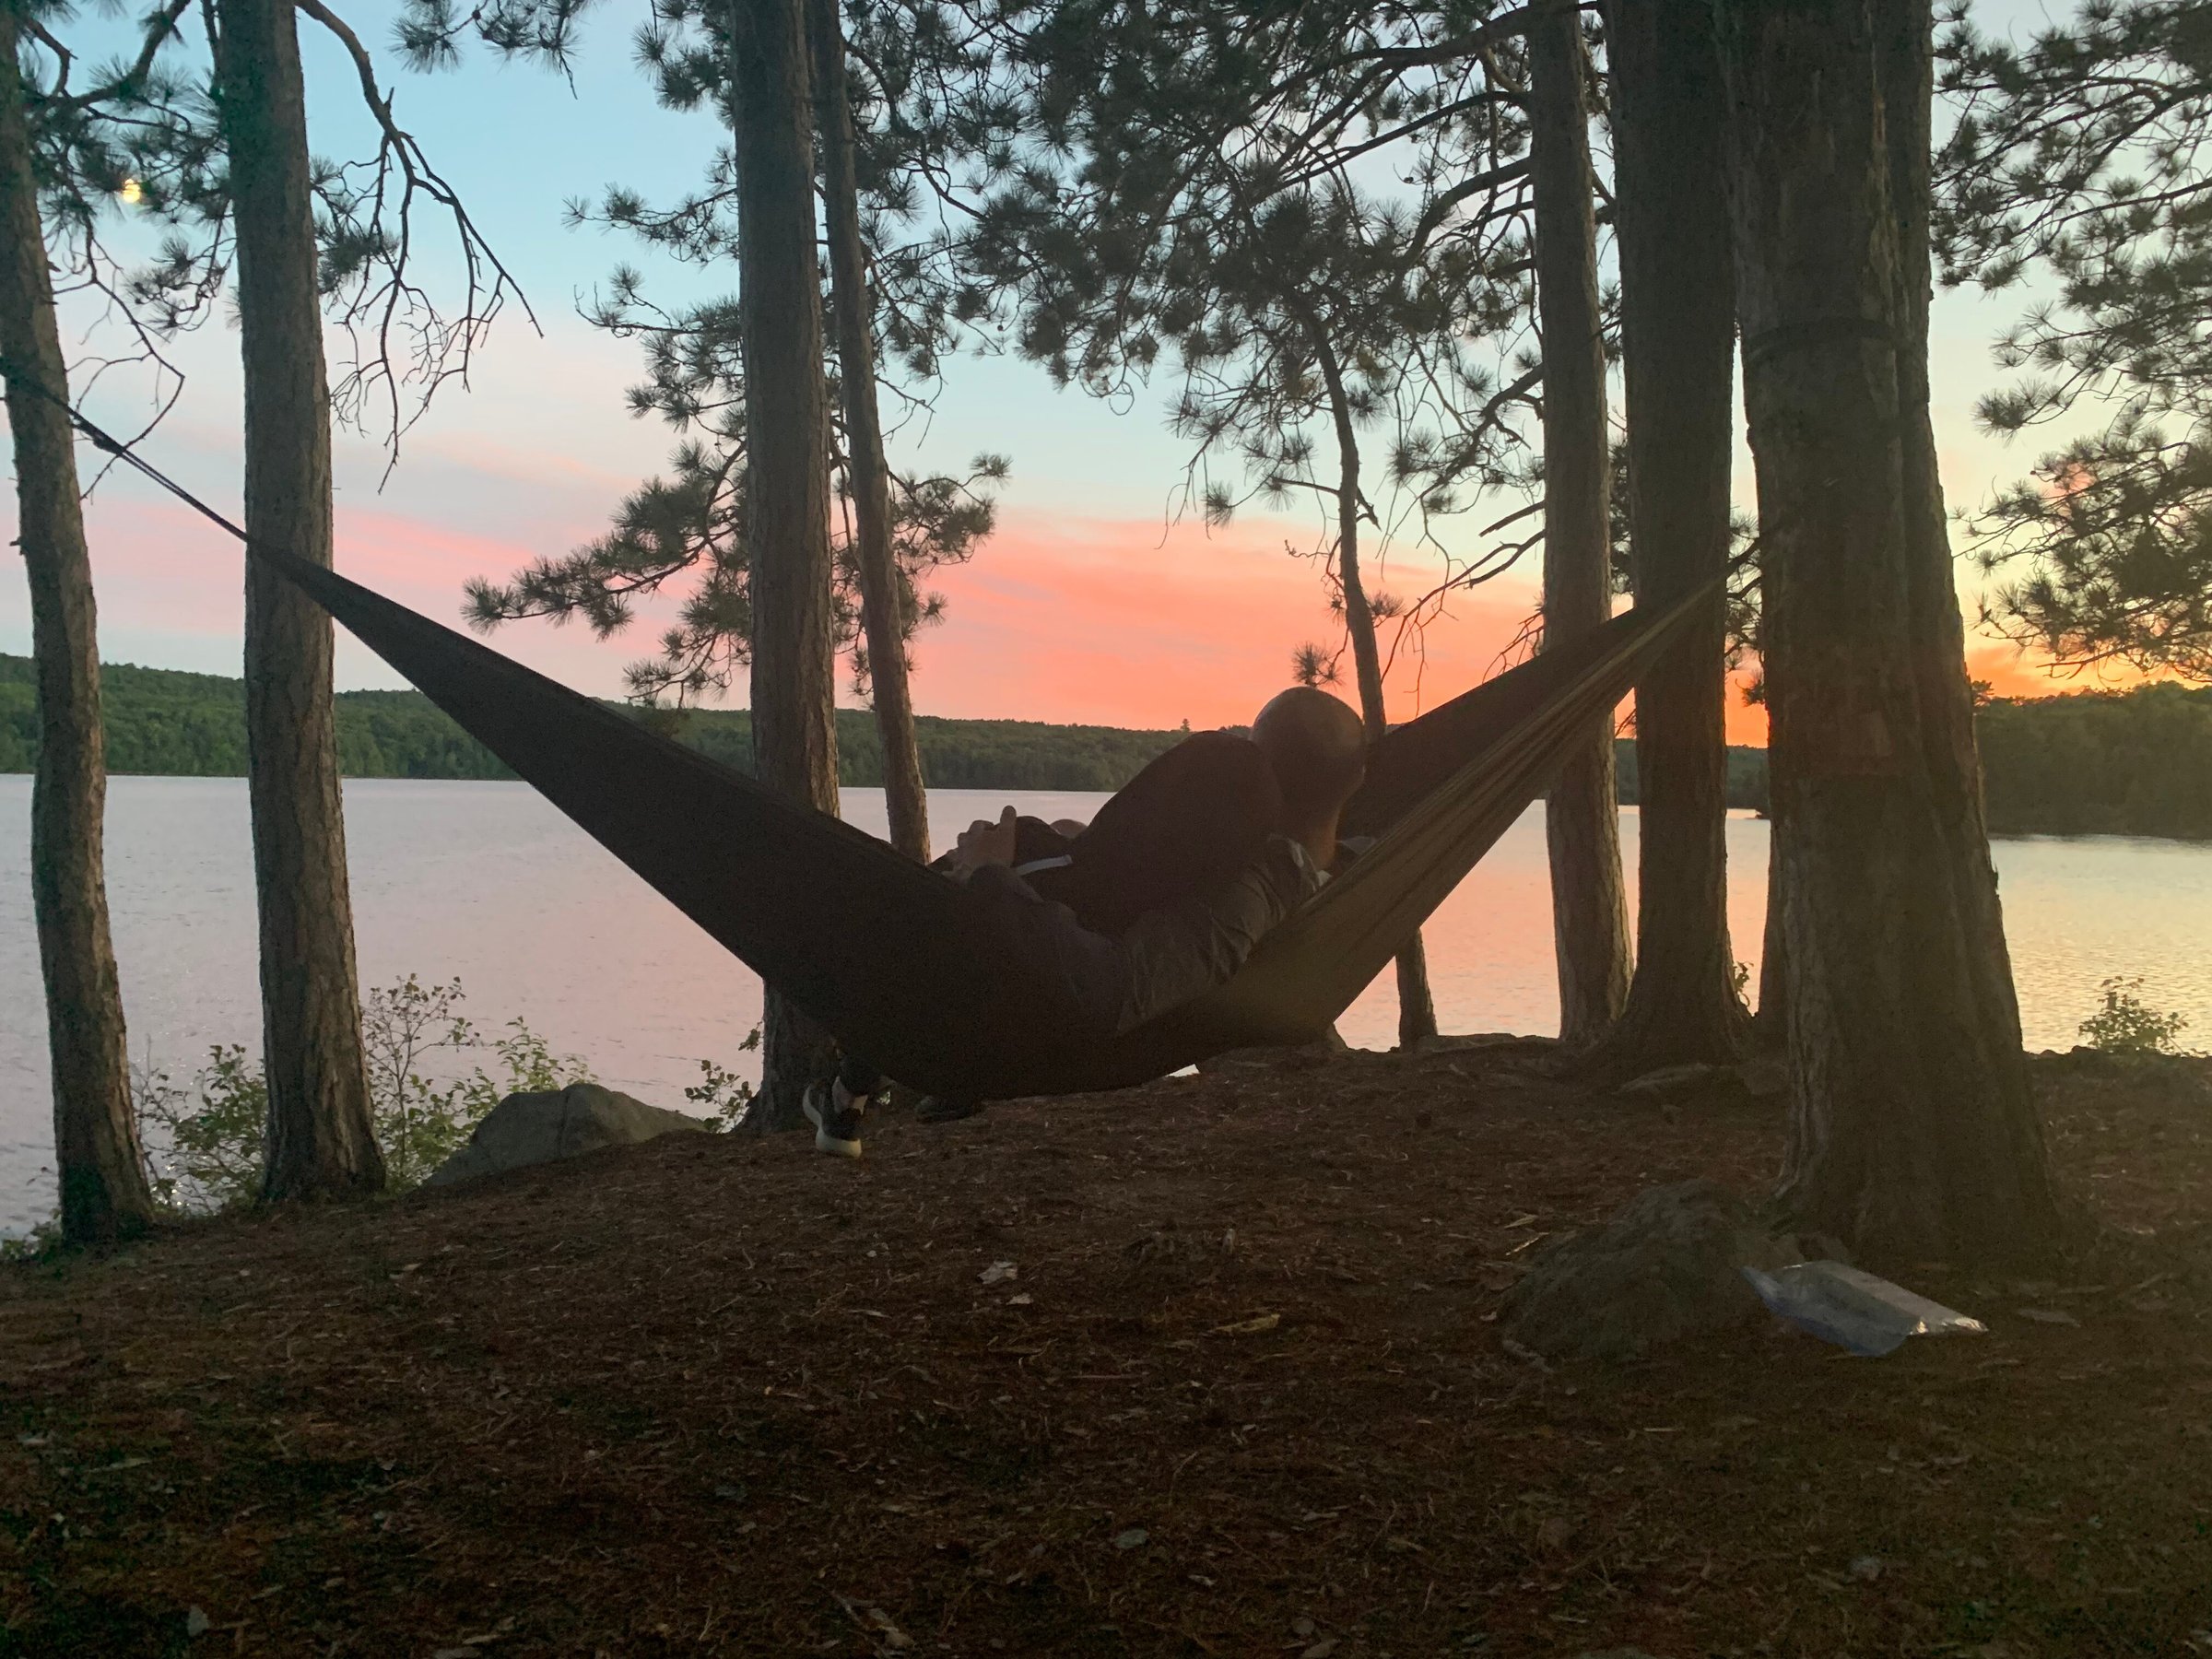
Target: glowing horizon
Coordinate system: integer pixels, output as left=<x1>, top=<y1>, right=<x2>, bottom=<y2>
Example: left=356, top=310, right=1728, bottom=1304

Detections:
left=29, top=483, right=2159, bottom=757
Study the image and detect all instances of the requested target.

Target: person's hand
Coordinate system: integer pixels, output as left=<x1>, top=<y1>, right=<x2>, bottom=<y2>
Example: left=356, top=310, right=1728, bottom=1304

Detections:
left=949, top=805, right=1019, bottom=876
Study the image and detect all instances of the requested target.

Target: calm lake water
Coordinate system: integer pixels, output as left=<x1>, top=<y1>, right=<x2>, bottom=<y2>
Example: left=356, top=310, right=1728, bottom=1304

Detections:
left=4, top=775, right=2209, bottom=1235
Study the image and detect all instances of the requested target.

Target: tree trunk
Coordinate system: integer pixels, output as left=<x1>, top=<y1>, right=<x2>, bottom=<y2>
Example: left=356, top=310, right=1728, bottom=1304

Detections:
left=1528, top=0, right=1630, bottom=1046
left=808, top=0, right=928, bottom=863
left=1582, top=0, right=1748, bottom=1079
left=210, top=0, right=383, bottom=1202
left=731, top=0, right=843, bottom=1125
left=1877, top=0, right=2014, bottom=980
left=1753, top=814, right=1787, bottom=1046
left=0, top=7, right=157, bottom=1244
left=1307, top=319, right=1437, bottom=1047
left=1712, top=0, right=2060, bottom=1263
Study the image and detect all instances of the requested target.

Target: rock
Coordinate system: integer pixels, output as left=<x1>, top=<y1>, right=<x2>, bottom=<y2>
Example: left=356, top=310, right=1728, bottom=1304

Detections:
left=423, top=1083, right=709, bottom=1188
left=1500, top=1180, right=1805, bottom=1361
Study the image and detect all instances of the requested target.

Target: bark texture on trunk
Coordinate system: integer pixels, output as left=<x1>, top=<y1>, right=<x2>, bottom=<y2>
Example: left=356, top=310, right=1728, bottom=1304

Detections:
left=1878, top=0, right=2013, bottom=973
left=1585, top=0, right=1749, bottom=1078
left=732, top=0, right=843, bottom=1124
left=211, top=0, right=383, bottom=1202
left=1753, top=813, right=1787, bottom=1046
left=1713, top=0, right=2060, bottom=1262
left=1308, top=319, right=1436, bottom=1047
left=808, top=0, right=929, bottom=864
left=1528, top=0, right=1630, bottom=1046
left=0, top=7, right=156, bottom=1243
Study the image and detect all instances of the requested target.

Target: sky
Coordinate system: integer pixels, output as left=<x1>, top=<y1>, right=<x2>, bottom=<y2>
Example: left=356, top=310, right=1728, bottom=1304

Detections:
left=0, top=0, right=2126, bottom=747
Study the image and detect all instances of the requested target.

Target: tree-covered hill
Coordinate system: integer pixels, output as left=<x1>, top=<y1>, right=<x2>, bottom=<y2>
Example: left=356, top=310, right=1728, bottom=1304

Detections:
left=6, top=653, right=2206, bottom=837
left=1977, top=683, right=2212, bottom=840
left=0, top=653, right=1189, bottom=792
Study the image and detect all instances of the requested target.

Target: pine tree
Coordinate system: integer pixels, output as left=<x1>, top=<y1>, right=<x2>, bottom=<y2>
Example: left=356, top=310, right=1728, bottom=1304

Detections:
left=1583, top=0, right=1750, bottom=1076
left=0, top=0, right=158, bottom=1242
left=207, top=0, right=384, bottom=1200
left=1296, top=292, right=1438, bottom=1044
left=10, top=0, right=505, bottom=1218
left=728, top=0, right=845, bottom=1124
left=411, top=1, right=1002, bottom=828
left=1715, top=0, right=2061, bottom=1262
left=1936, top=0, right=2212, bottom=681
left=103, top=0, right=532, bottom=1200
left=810, top=0, right=930, bottom=861
left=1527, top=0, right=1630, bottom=1045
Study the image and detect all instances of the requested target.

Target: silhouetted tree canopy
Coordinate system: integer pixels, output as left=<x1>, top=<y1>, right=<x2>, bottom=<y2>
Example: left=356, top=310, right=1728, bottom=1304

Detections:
left=400, top=0, right=1010, bottom=703
left=1938, top=0, right=2212, bottom=680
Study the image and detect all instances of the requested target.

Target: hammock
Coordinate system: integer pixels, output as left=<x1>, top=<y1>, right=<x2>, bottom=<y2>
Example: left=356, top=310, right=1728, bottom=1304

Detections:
left=3, top=376, right=1706, bottom=1101
left=246, top=546, right=1700, bottom=1100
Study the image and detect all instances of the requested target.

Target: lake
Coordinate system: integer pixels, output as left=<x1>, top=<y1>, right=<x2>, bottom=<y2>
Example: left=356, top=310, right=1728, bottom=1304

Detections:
left=4, top=775, right=2210, bottom=1235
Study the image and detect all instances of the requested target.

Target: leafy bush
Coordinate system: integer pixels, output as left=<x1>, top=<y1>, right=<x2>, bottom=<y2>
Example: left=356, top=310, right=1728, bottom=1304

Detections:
left=135, top=1045, right=268, bottom=1213
left=361, top=976, right=592, bottom=1187
left=0, top=1218, right=65, bottom=1264
left=682, top=1028, right=761, bottom=1130
left=6, top=981, right=761, bottom=1245
left=2078, top=976, right=2193, bottom=1057
left=136, top=976, right=595, bottom=1213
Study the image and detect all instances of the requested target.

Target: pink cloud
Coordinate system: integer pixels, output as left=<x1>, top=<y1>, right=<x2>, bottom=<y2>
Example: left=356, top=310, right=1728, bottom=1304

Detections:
left=61, top=488, right=674, bottom=694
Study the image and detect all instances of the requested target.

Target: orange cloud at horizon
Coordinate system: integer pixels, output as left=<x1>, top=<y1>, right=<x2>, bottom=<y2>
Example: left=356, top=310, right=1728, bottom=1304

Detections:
left=910, top=509, right=1546, bottom=733
left=915, top=510, right=1801, bottom=747
left=52, top=488, right=2159, bottom=755
left=1722, top=674, right=1769, bottom=747
left=1967, top=640, right=2159, bottom=700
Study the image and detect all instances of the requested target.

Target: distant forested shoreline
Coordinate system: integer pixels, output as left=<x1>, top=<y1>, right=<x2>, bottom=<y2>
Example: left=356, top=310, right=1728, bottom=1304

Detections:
left=4, top=653, right=2206, bottom=837
left=0, top=653, right=1182, bottom=793
left=1977, top=684, right=2212, bottom=840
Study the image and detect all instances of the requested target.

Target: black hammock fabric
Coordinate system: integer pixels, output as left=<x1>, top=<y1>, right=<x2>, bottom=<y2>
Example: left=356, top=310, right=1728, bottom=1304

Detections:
left=255, top=545, right=1700, bottom=1100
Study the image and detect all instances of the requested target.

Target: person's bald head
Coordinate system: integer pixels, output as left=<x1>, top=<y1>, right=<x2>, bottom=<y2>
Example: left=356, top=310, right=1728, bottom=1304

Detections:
left=1251, top=687, right=1367, bottom=834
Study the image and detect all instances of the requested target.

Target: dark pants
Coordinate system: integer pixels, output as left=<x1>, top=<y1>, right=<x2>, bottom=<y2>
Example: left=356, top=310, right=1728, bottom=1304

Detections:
left=840, top=732, right=1296, bottom=1100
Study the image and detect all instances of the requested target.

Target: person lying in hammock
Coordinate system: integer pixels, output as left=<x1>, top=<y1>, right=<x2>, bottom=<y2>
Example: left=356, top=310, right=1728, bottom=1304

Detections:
left=803, top=687, right=1368, bottom=1158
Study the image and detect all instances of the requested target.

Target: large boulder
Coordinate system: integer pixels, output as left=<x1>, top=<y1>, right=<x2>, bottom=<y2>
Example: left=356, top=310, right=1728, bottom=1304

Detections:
left=423, top=1083, right=710, bottom=1189
left=1500, top=1180, right=1807, bottom=1361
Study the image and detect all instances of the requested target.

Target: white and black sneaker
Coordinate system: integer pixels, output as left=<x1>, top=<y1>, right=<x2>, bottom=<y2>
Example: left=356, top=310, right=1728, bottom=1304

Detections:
left=803, top=1080, right=866, bottom=1159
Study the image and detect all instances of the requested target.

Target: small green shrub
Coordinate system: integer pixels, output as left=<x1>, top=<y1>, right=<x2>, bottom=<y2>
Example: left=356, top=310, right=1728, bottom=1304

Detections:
left=135, top=1044, right=268, bottom=1213
left=6, top=980, right=765, bottom=1244
left=0, top=1217, right=65, bottom=1264
left=2078, top=975, right=2193, bottom=1057
left=684, top=1027, right=762, bottom=1130
left=135, top=976, right=596, bottom=1213
left=361, top=975, right=594, bottom=1188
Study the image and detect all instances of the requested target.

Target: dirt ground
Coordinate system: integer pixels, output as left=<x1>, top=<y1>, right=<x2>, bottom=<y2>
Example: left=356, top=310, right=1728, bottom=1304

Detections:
left=3, top=1042, right=2210, bottom=1658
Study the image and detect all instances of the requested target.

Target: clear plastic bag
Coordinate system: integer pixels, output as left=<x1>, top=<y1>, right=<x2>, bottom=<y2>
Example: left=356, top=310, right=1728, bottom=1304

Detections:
left=1740, top=1260, right=1988, bottom=1357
